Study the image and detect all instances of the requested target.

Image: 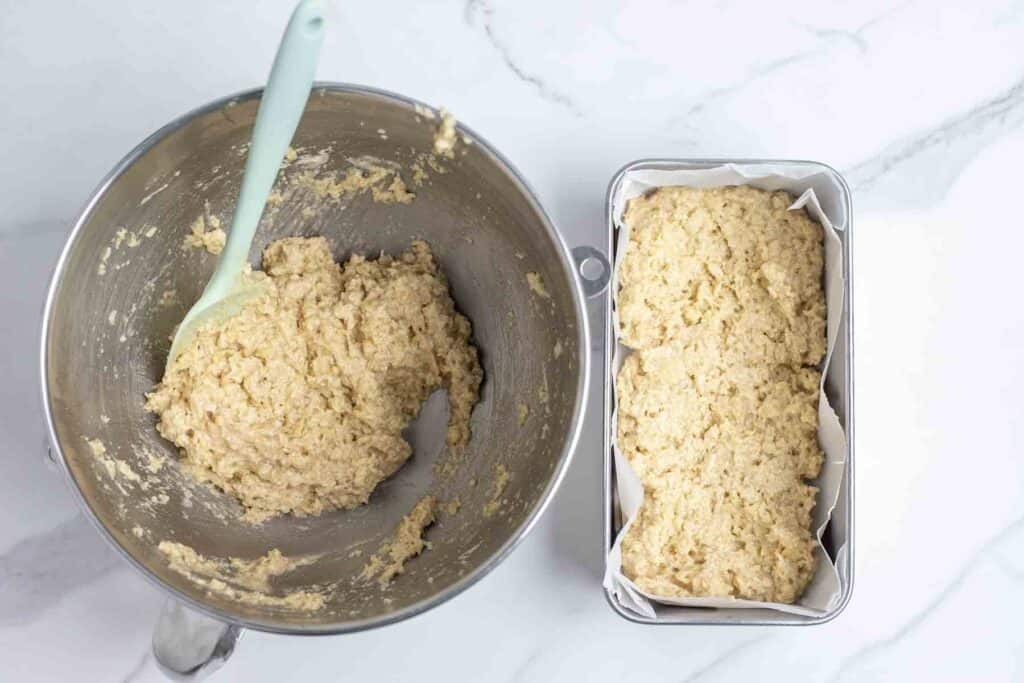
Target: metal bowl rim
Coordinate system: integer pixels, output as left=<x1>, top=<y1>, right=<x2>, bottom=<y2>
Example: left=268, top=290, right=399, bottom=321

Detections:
left=38, top=81, right=591, bottom=635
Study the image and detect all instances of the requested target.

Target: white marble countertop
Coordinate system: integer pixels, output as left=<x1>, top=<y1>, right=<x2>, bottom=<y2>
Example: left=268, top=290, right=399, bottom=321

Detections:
left=3, top=1, right=1024, bottom=680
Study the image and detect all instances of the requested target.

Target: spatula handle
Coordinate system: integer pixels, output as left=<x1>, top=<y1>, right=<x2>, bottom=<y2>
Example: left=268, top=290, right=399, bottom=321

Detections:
left=217, top=0, right=327, bottom=280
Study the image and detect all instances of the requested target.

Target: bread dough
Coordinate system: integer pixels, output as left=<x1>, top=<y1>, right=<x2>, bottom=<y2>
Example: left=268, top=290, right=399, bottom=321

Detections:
left=482, top=463, right=509, bottom=518
left=146, top=237, right=482, bottom=522
left=525, top=272, right=550, bottom=299
left=291, top=161, right=414, bottom=205
left=159, top=541, right=325, bottom=610
left=182, top=215, right=226, bottom=255
left=360, top=496, right=437, bottom=586
left=433, top=109, right=457, bottom=157
left=616, top=186, right=824, bottom=364
left=616, top=186, right=825, bottom=604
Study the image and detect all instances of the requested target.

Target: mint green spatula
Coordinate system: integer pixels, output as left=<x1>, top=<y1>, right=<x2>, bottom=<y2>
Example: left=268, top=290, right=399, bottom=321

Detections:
left=167, top=0, right=327, bottom=367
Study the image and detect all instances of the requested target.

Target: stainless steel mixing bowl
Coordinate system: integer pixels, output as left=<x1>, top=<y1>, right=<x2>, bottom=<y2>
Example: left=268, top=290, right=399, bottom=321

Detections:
left=40, top=84, right=588, bottom=667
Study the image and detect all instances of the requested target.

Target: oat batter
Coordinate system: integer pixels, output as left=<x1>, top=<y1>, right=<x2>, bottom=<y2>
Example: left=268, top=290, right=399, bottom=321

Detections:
left=617, top=186, right=825, bottom=604
left=159, top=541, right=324, bottom=610
left=183, top=215, right=226, bottom=255
left=146, top=237, right=482, bottom=522
left=433, top=109, right=457, bottom=157
left=360, top=496, right=438, bottom=586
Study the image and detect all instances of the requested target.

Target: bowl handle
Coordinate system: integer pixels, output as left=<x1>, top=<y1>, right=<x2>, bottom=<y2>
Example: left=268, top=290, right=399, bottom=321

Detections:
left=152, top=598, right=243, bottom=681
left=571, top=246, right=610, bottom=299
left=572, top=246, right=610, bottom=354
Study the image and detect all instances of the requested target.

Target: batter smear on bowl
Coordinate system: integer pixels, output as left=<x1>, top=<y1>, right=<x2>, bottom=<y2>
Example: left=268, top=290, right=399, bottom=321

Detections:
left=146, top=236, right=482, bottom=523
left=616, top=186, right=825, bottom=604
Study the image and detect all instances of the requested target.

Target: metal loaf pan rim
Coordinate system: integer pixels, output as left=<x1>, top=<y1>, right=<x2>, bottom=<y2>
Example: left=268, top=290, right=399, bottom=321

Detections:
left=602, top=158, right=855, bottom=626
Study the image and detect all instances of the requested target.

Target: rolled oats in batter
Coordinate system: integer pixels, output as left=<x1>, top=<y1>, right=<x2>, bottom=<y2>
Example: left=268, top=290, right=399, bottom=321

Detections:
left=360, top=496, right=438, bottom=586
left=433, top=109, right=457, bottom=157
left=182, top=215, right=226, bottom=255
left=158, top=541, right=325, bottom=610
left=617, top=186, right=825, bottom=604
left=146, top=236, right=482, bottom=523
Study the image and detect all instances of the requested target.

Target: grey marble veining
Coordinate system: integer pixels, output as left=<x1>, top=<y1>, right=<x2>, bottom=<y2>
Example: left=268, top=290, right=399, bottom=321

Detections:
left=832, top=517, right=1024, bottom=682
left=846, top=74, right=1024, bottom=207
left=0, top=515, right=122, bottom=628
left=465, top=0, right=584, bottom=115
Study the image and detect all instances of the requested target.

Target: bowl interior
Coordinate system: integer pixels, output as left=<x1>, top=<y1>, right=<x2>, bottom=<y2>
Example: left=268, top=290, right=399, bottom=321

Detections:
left=43, top=86, right=584, bottom=631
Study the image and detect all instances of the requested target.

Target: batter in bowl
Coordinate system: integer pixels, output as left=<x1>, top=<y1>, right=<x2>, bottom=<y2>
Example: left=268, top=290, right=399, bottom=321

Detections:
left=146, top=236, right=482, bottom=523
